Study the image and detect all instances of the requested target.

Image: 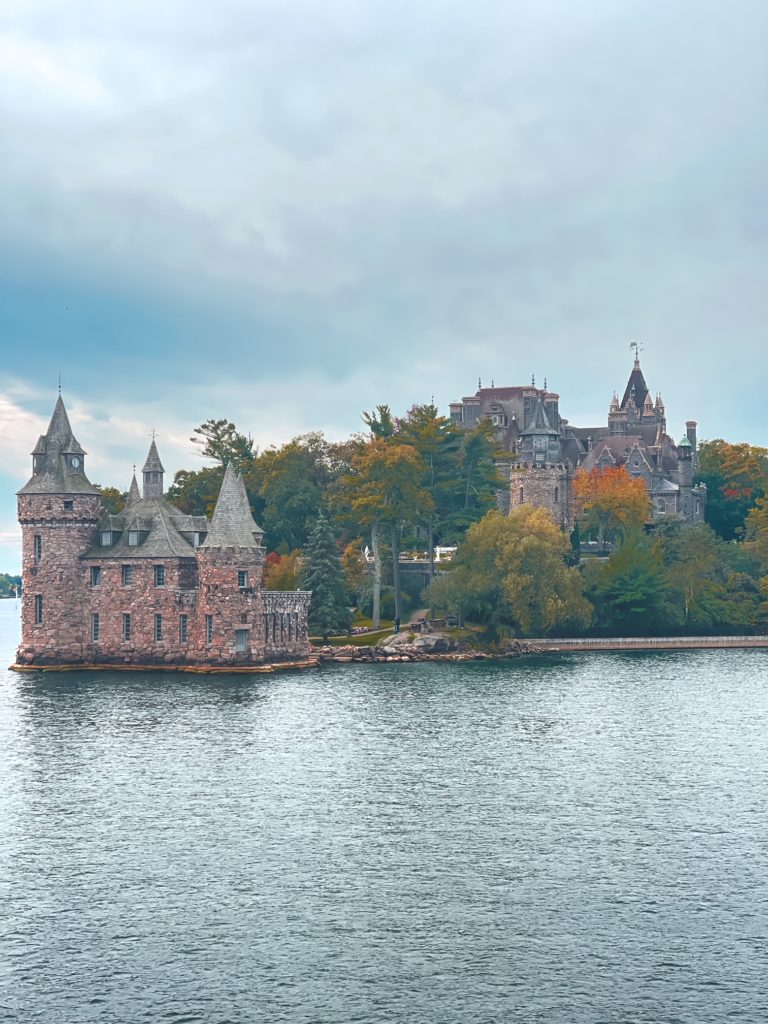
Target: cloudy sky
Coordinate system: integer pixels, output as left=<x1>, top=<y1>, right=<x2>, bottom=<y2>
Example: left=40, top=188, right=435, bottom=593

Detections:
left=1, top=0, right=767, bottom=570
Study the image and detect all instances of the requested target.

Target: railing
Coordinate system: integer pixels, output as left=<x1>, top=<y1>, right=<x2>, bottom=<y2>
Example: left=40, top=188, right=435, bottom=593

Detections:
left=531, top=636, right=768, bottom=649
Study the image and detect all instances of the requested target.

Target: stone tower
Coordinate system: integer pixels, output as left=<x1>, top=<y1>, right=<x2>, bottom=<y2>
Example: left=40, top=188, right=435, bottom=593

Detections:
left=509, top=389, right=574, bottom=529
left=17, top=396, right=101, bottom=663
left=195, top=463, right=269, bottom=664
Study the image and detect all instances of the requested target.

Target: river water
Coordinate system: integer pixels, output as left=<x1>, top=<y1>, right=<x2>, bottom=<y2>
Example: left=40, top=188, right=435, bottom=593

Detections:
left=1, top=598, right=767, bottom=1023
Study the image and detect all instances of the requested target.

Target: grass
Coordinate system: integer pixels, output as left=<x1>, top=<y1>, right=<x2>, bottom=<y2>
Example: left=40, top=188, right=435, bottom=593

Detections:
left=311, top=623, right=395, bottom=647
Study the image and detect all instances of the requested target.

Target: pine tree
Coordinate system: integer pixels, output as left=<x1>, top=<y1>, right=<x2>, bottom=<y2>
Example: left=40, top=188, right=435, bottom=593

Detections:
left=300, top=514, right=353, bottom=641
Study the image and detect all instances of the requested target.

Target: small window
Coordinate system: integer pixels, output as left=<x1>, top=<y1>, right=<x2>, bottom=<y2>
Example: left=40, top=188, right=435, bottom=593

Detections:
left=554, top=486, right=559, bottom=503
left=33, top=534, right=42, bottom=562
left=123, top=613, right=132, bottom=642
left=657, top=499, right=666, bottom=514
left=179, top=614, right=189, bottom=644
left=34, top=594, right=43, bottom=624
left=155, top=614, right=163, bottom=642
left=519, top=486, right=524, bottom=504
left=91, top=613, right=100, bottom=642
left=154, top=565, right=165, bottom=588
left=237, top=570, right=248, bottom=589
left=90, top=566, right=102, bottom=586
left=193, top=532, right=201, bottom=548
left=122, top=564, right=133, bottom=586
left=235, top=629, right=248, bottom=653
left=63, top=500, right=73, bottom=511
left=128, top=531, right=139, bottom=546
left=100, top=531, right=112, bottom=547
left=205, top=614, right=213, bottom=646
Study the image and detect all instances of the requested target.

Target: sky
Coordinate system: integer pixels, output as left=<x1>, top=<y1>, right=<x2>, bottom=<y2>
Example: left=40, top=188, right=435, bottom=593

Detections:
left=1, top=0, right=767, bottom=571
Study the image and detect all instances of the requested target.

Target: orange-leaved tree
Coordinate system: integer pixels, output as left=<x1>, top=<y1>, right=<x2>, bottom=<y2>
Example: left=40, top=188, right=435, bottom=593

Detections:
left=573, top=466, right=651, bottom=549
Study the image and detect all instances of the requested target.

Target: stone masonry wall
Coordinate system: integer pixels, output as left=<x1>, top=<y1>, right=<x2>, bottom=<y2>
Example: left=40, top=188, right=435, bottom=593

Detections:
left=80, top=556, right=199, bottom=665
left=17, top=492, right=100, bottom=664
left=195, top=546, right=267, bottom=664
left=509, top=464, right=574, bottom=530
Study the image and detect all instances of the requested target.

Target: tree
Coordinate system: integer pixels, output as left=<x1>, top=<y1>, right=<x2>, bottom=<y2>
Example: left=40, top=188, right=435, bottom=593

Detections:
left=452, top=419, right=505, bottom=534
left=192, top=419, right=256, bottom=471
left=263, top=550, right=302, bottom=591
left=583, top=530, right=669, bottom=634
left=94, top=485, right=127, bottom=515
left=697, top=440, right=768, bottom=540
left=429, top=507, right=591, bottom=640
left=299, top=514, right=352, bottom=641
left=167, top=466, right=224, bottom=516
left=335, top=438, right=433, bottom=628
left=573, top=466, right=651, bottom=549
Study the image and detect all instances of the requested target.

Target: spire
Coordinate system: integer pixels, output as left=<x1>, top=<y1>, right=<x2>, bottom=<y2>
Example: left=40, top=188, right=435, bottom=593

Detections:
left=142, top=440, right=165, bottom=499
left=127, top=470, right=141, bottom=506
left=18, top=394, right=98, bottom=495
left=620, top=358, right=649, bottom=412
left=201, top=463, right=264, bottom=549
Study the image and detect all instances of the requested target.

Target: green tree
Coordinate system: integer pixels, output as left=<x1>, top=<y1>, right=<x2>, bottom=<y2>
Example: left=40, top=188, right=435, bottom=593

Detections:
left=94, top=485, right=127, bottom=514
left=584, top=530, right=669, bottom=634
left=167, top=466, right=224, bottom=516
left=335, top=438, right=433, bottom=627
left=697, top=440, right=768, bottom=540
left=452, top=420, right=505, bottom=534
left=192, top=419, right=257, bottom=471
left=299, top=514, right=352, bottom=641
left=429, top=507, right=591, bottom=640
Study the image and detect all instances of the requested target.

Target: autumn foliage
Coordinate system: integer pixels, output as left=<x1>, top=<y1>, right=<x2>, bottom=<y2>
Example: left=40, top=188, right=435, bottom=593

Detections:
left=573, top=466, right=651, bottom=544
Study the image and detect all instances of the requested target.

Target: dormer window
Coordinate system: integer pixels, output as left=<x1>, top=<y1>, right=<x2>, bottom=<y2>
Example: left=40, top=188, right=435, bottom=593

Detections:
left=128, top=531, right=139, bottom=546
left=69, top=456, right=81, bottom=470
left=100, top=531, right=113, bottom=547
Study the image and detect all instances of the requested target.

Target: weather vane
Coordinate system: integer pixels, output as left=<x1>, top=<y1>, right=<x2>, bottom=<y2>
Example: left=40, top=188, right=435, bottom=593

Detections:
left=629, top=340, right=644, bottom=361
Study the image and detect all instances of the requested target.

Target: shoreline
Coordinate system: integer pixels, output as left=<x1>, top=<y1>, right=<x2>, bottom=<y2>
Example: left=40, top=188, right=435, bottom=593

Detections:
left=8, top=635, right=768, bottom=674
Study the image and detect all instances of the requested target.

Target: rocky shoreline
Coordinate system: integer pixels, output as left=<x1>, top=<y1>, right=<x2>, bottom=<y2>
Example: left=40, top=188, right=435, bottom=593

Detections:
left=312, top=632, right=543, bottom=664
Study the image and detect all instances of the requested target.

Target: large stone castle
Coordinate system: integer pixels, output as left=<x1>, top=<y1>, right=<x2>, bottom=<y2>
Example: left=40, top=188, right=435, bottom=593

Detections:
left=16, top=396, right=310, bottom=667
left=450, top=356, right=707, bottom=530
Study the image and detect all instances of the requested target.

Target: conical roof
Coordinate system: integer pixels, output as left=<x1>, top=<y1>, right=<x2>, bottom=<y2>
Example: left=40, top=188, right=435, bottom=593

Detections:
left=142, top=440, right=164, bottom=473
left=202, top=463, right=264, bottom=549
left=127, top=472, right=141, bottom=505
left=18, top=395, right=98, bottom=495
left=621, top=359, right=649, bottom=411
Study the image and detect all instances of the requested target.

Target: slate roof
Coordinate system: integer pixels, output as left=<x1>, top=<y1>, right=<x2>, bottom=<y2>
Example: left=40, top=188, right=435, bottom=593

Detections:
left=18, top=396, right=100, bottom=496
left=202, top=463, right=264, bottom=549
left=142, top=441, right=164, bottom=473
left=84, top=497, right=208, bottom=560
left=620, top=359, right=649, bottom=411
left=127, top=473, right=141, bottom=505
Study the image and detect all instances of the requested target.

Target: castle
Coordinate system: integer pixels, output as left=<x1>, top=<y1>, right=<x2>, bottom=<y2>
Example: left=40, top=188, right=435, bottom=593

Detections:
left=449, top=355, right=707, bottom=530
left=16, top=396, right=311, bottom=667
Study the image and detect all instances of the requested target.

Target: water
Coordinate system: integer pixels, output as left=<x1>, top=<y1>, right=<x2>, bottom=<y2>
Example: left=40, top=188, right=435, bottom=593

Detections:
left=1, top=598, right=768, bottom=1023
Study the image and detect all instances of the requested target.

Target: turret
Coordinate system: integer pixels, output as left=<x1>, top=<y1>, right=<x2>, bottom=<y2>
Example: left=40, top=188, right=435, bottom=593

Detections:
left=142, top=440, right=164, bottom=499
left=16, top=395, right=101, bottom=665
left=195, top=464, right=266, bottom=663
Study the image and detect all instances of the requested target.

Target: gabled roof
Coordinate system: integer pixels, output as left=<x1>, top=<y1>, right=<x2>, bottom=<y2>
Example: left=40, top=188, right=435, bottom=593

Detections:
left=202, top=463, right=264, bottom=549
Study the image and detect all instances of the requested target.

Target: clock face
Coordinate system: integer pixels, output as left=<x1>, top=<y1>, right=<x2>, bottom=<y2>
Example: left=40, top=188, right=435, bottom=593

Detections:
left=70, top=456, right=81, bottom=469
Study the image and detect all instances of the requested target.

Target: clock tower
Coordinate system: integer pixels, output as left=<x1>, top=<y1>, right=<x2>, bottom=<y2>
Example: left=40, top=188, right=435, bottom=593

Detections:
left=16, top=395, right=101, bottom=664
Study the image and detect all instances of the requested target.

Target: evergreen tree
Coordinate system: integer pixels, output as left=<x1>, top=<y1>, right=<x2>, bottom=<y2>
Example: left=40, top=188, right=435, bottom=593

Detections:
left=300, top=514, right=353, bottom=641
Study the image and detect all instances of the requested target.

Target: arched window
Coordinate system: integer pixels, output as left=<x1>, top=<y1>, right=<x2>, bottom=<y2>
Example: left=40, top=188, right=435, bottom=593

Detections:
left=554, top=486, right=559, bottom=503
left=519, top=486, right=524, bottom=504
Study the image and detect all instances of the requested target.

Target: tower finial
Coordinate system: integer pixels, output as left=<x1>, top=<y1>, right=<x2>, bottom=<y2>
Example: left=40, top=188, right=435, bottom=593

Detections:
left=478, top=377, right=482, bottom=390
left=629, top=340, right=643, bottom=364
left=531, top=373, right=535, bottom=387
left=543, top=376, right=547, bottom=391
left=57, top=370, right=61, bottom=395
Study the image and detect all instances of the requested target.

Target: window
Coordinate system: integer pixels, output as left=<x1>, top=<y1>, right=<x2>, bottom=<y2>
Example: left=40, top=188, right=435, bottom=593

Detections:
left=33, top=534, right=42, bottom=562
left=205, top=614, right=213, bottom=645
left=34, top=594, right=43, bottom=624
left=123, top=613, right=132, bottom=642
left=554, top=486, right=559, bottom=503
left=122, top=564, right=133, bottom=586
left=63, top=500, right=73, bottom=511
left=91, top=613, right=100, bottom=642
left=657, top=499, right=667, bottom=514
left=100, top=531, right=112, bottom=547
left=154, top=565, right=165, bottom=588
left=90, top=566, right=102, bottom=586
left=237, top=570, right=248, bottom=588
left=179, top=614, right=189, bottom=644
left=128, top=531, right=139, bottom=546
left=519, top=487, right=524, bottom=504
left=235, top=629, right=248, bottom=653
left=155, top=614, right=163, bottom=642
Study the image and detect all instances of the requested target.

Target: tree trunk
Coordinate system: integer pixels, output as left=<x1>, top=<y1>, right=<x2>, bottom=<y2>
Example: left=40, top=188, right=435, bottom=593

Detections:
left=371, top=522, right=382, bottom=629
left=391, top=526, right=402, bottom=624
left=428, top=520, right=435, bottom=617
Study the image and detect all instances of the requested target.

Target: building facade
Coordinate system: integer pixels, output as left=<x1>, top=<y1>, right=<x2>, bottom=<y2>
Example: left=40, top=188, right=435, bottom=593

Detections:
left=16, top=396, right=311, bottom=667
left=449, top=357, right=707, bottom=529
